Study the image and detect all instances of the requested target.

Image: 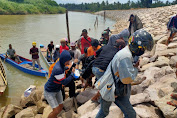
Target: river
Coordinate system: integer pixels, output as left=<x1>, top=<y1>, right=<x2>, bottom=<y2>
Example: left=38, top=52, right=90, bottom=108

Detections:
left=0, top=11, right=115, bottom=107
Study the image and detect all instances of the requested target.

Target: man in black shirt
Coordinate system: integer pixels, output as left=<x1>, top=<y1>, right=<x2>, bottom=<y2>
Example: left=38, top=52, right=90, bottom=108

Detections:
left=91, top=39, right=126, bottom=101
left=47, top=41, right=54, bottom=61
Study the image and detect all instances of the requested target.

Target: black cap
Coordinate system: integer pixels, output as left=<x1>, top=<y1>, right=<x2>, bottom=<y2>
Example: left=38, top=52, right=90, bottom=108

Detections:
left=82, top=29, right=87, bottom=33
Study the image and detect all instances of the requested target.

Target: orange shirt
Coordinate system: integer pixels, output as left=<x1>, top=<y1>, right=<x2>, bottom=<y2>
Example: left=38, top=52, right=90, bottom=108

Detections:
left=87, top=45, right=101, bottom=57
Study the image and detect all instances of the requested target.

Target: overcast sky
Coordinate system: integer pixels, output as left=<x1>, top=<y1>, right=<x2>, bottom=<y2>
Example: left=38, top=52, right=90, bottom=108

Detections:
left=56, top=0, right=174, bottom=4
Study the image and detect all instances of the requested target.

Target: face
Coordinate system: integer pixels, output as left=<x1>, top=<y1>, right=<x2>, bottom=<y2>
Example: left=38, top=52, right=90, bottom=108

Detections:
left=61, top=42, right=66, bottom=47
left=64, top=60, right=70, bottom=66
left=92, top=46, right=97, bottom=51
left=51, top=42, right=53, bottom=45
left=103, top=34, right=109, bottom=40
left=134, top=48, right=145, bottom=56
left=9, top=45, right=12, bottom=49
left=82, top=32, right=87, bottom=38
left=71, top=46, right=76, bottom=50
left=130, top=17, right=134, bottom=23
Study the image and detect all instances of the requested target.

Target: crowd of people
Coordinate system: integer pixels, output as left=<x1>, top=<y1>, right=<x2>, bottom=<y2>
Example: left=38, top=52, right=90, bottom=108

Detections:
left=4, top=14, right=177, bottom=118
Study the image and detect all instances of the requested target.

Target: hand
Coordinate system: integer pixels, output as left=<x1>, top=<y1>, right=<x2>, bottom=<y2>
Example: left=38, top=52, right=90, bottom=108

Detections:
left=134, top=60, right=140, bottom=68
left=72, top=67, right=75, bottom=73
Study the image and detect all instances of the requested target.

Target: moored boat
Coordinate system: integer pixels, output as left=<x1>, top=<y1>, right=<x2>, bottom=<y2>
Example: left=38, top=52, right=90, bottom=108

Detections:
left=39, top=44, right=54, bottom=67
left=0, top=54, right=48, bottom=77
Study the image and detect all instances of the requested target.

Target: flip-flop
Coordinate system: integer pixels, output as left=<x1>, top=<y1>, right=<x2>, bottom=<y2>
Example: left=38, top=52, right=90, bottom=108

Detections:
left=167, top=100, right=177, bottom=108
left=171, top=93, right=177, bottom=100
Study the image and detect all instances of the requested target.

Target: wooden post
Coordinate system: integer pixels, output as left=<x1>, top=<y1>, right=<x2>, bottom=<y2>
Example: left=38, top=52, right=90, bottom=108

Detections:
left=104, top=11, right=106, bottom=21
left=66, top=10, right=70, bottom=43
left=96, top=16, right=98, bottom=26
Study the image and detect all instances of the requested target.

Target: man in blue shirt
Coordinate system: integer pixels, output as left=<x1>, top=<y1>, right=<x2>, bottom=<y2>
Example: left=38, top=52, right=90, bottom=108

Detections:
left=44, top=50, right=75, bottom=118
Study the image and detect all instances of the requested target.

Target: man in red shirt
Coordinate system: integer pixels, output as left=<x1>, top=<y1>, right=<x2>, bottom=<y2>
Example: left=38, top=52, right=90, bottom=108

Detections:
left=77, top=29, right=94, bottom=54
left=60, top=38, right=69, bottom=54
left=30, top=42, right=41, bottom=70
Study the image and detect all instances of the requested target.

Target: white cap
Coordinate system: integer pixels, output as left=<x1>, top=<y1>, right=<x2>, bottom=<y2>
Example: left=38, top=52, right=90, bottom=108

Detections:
left=56, top=45, right=59, bottom=48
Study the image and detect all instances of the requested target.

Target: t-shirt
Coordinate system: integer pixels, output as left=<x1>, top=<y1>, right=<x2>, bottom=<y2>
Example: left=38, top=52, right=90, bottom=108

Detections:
left=70, top=49, right=81, bottom=59
left=7, top=49, right=15, bottom=58
left=30, top=47, right=39, bottom=59
left=60, top=45, right=69, bottom=54
left=87, top=45, right=101, bottom=57
left=93, top=45, right=119, bottom=71
left=48, top=44, right=54, bottom=52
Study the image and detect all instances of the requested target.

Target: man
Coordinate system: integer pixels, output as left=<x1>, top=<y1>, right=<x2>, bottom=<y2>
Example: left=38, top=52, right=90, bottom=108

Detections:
left=29, top=42, right=41, bottom=70
left=87, top=39, right=101, bottom=57
left=128, top=14, right=143, bottom=36
left=44, top=50, right=76, bottom=118
left=53, top=45, right=60, bottom=62
left=166, top=14, right=177, bottom=45
left=99, top=31, right=109, bottom=46
left=77, top=29, right=94, bottom=54
left=91, top=39, right=126, bottom=101
left=95, top=29, right=154, bottom=118
left=60, top=38, right=69, bottom=54
left=70, top=42, right=81, bottom=59
left=47, top=41, right=54, bottom=61
left=6, top=44, right=21, bottom=62
left=108, top=29, right=130, bottom=46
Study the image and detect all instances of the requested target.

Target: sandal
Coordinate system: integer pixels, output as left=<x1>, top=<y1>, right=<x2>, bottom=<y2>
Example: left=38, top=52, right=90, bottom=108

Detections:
left=171, top=93, right=177, bottom=100
left=167, top=100, right=177, bottom=107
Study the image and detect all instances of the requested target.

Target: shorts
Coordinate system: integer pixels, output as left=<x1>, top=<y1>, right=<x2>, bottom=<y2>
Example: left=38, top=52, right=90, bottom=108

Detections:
left=44, top=90, right=63, bottom=108
left=170, top=27, right=177, bottom=37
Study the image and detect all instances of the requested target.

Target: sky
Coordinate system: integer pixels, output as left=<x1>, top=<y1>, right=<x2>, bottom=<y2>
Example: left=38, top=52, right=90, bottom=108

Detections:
left=56, top=0, right=174, bottom=4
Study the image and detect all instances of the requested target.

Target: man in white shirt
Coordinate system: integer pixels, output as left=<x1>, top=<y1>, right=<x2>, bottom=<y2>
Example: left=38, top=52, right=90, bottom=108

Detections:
left=70, top=42, right=81, bottom=59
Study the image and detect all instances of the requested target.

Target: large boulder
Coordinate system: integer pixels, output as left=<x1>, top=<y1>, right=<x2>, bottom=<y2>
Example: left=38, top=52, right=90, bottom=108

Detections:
left=36, top=100, right=48, bottom=114
left=169, top=55, right=177, bottom=67
left=168, top=42, right=177, bottom=49
left=161, top=66, right=175, bottom=75
left=78, top=100, right=99, bottom=116
left=15, top=106, right=37, bottom=118
left=20, top=86, right=44, bottom=108
left=154, top=56, right=169, bottom=68
left=63, top=97, right=74, bottom=112
left=134, top=103, right=163, bottom=118
left=155, top=44, right=167, bottom=53
left=61, top=109, right=79, bottom=118
left=155, top=94, right=177, bottom=118
left=76, top=89, right=97, bottom=105
left=80, top=103, right=123, bottom=118
left=0, top=104, right=22, bottom=118
left=42, top=105, right=52, bottom=118
left=144, top=73, right=177, bottom=101
left=130, top=93, right=150, bottom=105
left=35, top=114, right=42, bottom=118
left=139, top=57, right=149, bottom=67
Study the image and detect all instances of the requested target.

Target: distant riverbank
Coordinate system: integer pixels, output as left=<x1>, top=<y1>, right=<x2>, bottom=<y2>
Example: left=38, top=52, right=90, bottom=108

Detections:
left=0, top=0, right=65, bottom=15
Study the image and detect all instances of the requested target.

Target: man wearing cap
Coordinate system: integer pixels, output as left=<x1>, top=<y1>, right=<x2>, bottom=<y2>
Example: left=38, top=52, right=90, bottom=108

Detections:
left=60, top=38, right=69, bottom=54
left=30, top=42, right=41, bottom=70
left=47, top=41, right=54, bottom=61
left=70, top=42, right=81, bottom=59
left=53, top=45, right=60, bottom=62
left=99, top=31, right=109, bottom=46
left=77, top=29, right=94, bottom=54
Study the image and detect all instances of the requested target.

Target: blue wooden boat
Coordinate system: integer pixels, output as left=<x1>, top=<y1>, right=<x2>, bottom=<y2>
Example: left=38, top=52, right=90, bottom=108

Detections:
left=0, top=54, right=48, bottom=77
left=39, top=44, right=53, bottom=67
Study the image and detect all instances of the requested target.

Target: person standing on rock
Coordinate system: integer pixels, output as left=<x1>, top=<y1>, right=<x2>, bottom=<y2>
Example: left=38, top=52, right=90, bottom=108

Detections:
left=166, top=14, right=177, bottom=45
left=128, top=14, right=143, bottom=36
left=77, top=29, right=94, bottom=54
left=95, top=29, right=154, bottom=118
left=108, top=29, right=130, bottom=46
left=99, top=31, right=110, bottom=46
left=44, top=50, right=76, bottom=118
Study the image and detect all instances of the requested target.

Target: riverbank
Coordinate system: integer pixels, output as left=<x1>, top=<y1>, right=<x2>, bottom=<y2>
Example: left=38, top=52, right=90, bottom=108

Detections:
left=0, top=0, right=65, bottom=15
left=0, top=5, right=177, bottom=118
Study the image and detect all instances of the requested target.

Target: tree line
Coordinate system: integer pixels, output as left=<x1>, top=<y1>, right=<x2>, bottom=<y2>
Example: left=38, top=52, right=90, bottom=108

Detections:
left=59, top=0, right=177, bottom=12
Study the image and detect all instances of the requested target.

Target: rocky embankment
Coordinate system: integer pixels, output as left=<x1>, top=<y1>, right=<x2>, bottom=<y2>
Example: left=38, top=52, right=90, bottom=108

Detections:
left=0, top=5, right=177, bottom=118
